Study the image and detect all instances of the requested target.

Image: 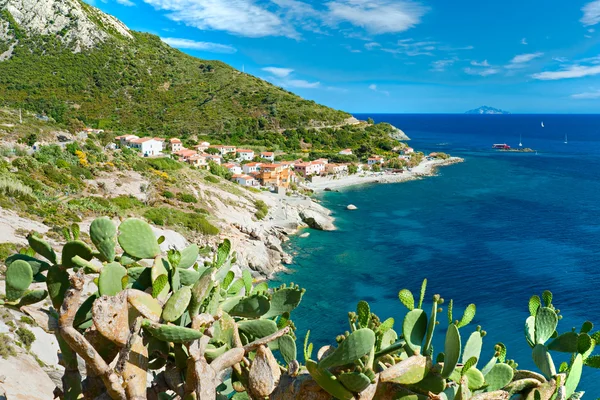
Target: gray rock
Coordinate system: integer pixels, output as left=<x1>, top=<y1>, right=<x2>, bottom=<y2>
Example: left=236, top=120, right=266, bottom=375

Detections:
left=299, top=209, right=335, bottom=231
left=347, top=204, right=357, bottom=210
left=0, top=349, right=56, bottom=400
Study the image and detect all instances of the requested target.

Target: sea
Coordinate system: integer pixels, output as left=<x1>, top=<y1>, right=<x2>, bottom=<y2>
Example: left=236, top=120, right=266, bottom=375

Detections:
left=276, top=114, right=600, bottom=395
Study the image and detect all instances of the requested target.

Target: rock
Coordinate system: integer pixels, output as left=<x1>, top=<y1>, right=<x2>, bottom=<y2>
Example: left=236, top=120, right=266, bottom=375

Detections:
left=0, top=350, right=56, bottom=400
left=324, top=187, right=333, bottom=192
left=347, top=204, right=357, bottom=210
left=388, top=125, right=411, bottom=141
left=299, top=232, right=310, bottom=238
left=299, top=209, right=335, bottom=231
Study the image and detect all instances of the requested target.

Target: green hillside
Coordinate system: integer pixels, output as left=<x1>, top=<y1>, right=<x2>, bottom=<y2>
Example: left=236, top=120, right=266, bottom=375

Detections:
left=0, top=7, right=349, bottom=137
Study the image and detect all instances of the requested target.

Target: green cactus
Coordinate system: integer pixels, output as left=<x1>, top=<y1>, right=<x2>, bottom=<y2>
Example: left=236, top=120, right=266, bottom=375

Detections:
left=319, top=328, right=375, bottom=369
left=61, top=240, right=94, bottom=269
left=464, top=367, right=485, bottom=390
left=118, top=218, right=161, bottom=259
left=188, top=268, right=215, bottom=317
left=215, top=239, right=231, bottom=269
left=242, top=269, right=252, bottom=295
left=178, top=244, right=199, bottom=269
left=306, top=359, right=354, bottom=400
left=5, top=254, right=49, bottom=275
left=162, top=286, right=192, bottom=322
left=548, top=331, right=578, bottom=353
left=408, top=371, right=446, bottom=394
left=278, top=334, right=297, bottom=365
left=456, top=304, right=476, bottom=328
left=252, top=282, right=269, bottom=295
left=534, top=307, right=558, bottom=345
left=46, top=265, right=70, bottom=308
left=98, top=262, right=127, bottom=296
left=399, top=289, right=415, bottom=311
left=441, top=324, right=461, bottom=378
left=27, top=233, right=57, bottom=265
left=141, top=320, right=203, bottom=343
left=5, top=259, right=33, bottom=301
left=179, top=268, right=200, bottom=286
left=423, top=295, right=441, bottom=356
left=541, top=290, right=552, bottom=307
left=529, top=295, right=541, bottom=317
left=226, top=294, right=271, bottom=318
left=74, top=293, right=99, bottom=329
left=532, top=343, right=556, bottom=379
left=525, top=316, right=536, bottom=347
left=580, top=321, right=593, bottom=334
left=565, top=354, right=583, bottom=397
left=238, top=319, right=278, bottom=342
left=338, top=371, right=372, bottom=393
left=576, top=333, right=593, bottom=355
left=17, top=289, right=48, bottom=307
left=462, top=331, right=483, bottom=366
left=151, top=256, right=170, bottom=301
left=127, top=290, right=162, bottom=322
left=403, top=309, right=428, bottom=354
left=484, top=363, right=514, bottom=391
left=262, top=284, right=305, bottom=319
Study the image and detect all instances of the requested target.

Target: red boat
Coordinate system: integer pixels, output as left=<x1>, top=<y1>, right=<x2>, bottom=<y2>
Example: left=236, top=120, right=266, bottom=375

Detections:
left=492, top=143, right=511, bottom=149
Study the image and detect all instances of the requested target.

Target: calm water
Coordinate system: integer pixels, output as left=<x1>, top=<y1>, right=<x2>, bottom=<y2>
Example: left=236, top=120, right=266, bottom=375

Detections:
left=276, top=114, right=600, bottom=395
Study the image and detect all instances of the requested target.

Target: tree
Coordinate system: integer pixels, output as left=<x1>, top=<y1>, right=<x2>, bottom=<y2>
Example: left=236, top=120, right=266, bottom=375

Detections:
left=367, top=117, right=374, bottom=124
left=205, top=147, right=221, bottom=155
left=348, top=163, right=358, bottom=174
left=372, top=163, right=381, bottom=172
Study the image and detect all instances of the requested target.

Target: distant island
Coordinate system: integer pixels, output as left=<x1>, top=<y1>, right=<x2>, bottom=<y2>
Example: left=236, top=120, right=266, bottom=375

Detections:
left=465, top=106, right=511, bottom=115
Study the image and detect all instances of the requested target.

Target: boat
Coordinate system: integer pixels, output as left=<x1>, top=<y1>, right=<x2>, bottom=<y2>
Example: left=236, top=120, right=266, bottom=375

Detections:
left=564, top=133, right=568, bottom=144
left=519, top=133, right=522, bottom=147
left=492, top=143, right=511, bottom=149
left=541, top=121, right=545, bottom=128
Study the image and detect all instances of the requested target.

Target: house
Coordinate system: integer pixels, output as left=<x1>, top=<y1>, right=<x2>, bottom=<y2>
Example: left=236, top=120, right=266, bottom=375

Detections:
left=174, top=149, right=198, bottom=161
left=260, top=152, right=275, bottom=162
left=326, top=163, right=349, bottom=175
left=223, top=163, right=243, bottom=175
left=294, top=162, right=322, bottom=177
left=311, top=161, right=326, bottom=175
left=232, top=174, right=258, bottom=187
left=401, top=147, right=414, bottom=155
left=194, top=142, right=211, bottom=152
left=314, top=158, right=329, bottom=165
left=243, top=162, right=262, bottom=174
left=339, top=148, right=353, bottom=155
left=115, top=134, right=139, bottom=148
left=168, top=138, right=183, bottom=152
left=209, top=145, right=237, bottom=155
left=105, top=143, right=118, bottom=151
left=368, top=156, right=385, bottom=166
left=256, top=164, right=295, bottom=189
left=187, top=154, right=208, bottom=168
left=205, top=154, right=222, bottom=165
left=129, top=137, right=164, bottom=156
left=236, top=149, right=255, bottom=161
left=278, top=160, right=296, bottom=169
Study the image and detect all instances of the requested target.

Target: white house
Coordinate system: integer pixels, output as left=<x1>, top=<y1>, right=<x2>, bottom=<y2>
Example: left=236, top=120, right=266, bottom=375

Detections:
left=401, top=147, right=414, bottom=155
left=232, top=174, right=258, bottom=187
left=129, top=137, right=164, bottom=156
left=210, top=145, right=237, bottom=155
left=260, top=152, right=275, bottom=162
left=223, top=163, right=243, bottom=175
left=237, top=149, right=255, bottom=161
left=168, top=138, right=183, bottom=152
left=368, top=156, right=384, bottom=166
left=243, top=162, right=262, bottom=174
left=326, top=163, right=349, bottom=174
left=205, top=154, right=222, bottom=165
left=194, top=142, right=211, bottom=152
left=115, top=134, right=139, bottom=148
left=339, top=148, right=353, bottom=155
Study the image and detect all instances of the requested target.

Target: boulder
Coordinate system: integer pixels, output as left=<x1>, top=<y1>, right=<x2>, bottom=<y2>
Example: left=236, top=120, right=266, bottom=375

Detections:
left=0, top=350, right=56, bottom=400
left=299, top=232, right=310, bottom=238
left=299, top=209, right=335, bottom=231
left=347, top=204, right=358, bottom=210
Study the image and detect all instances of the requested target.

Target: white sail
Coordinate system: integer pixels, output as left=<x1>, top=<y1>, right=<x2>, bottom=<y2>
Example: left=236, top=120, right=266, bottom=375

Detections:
left=541, top=121, right=545, bottom=128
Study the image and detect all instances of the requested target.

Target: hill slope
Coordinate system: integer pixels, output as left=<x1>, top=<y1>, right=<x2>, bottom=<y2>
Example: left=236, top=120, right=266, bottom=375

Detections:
left=0, top=0, right=350, bottom=135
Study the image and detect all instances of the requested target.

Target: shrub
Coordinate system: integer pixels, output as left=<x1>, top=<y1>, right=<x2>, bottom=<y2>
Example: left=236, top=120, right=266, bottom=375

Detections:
left=209, top=161, right=232, bottom=180
left=204, top=175, right=219, bottom=184
left=0, top=333, right=16, bottom=359
left=254, top=199, right=269, bottom=220
left=162, top=190, right=174, bottom=199
left=111, top=195, right=144, bottom=210
left=15, top=326, right=35, bottom=350
left=146, top=157, right=183, bottom=171
left=0, top=176, right=33, bottom=198
left=143, top=207, right=219, bottom=235
left=177, top=193, right=197, bottom=203
left=0, top=242, right=19, bottom=262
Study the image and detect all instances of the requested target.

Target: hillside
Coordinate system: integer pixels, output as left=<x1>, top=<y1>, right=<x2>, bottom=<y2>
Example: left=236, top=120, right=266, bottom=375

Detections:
left=465, top=106, right=510, bottom=115
left=0, top=0, right=350, bottom=136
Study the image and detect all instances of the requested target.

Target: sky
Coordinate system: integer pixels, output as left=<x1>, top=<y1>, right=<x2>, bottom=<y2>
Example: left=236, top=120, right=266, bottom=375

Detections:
left=87, top=0, right=600, bottom=113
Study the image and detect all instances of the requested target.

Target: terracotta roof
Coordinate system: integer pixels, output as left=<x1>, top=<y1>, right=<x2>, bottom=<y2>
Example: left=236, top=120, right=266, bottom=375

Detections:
left=261, top=152, right=274, bottom=156
left=187, top=154, right=205, bottom=161
left=154, top=138, right=166, bottom=141
left=169, top=138, right=181, bottom=143
left=294, top=162, right=310, bottom=167
left=245, top=162, right=262, bottom=167
left=237, top=149, right=254, bottom=153
left=130, top=137, right=156, bottom=144
left=260, top=163, right=280, bottom=169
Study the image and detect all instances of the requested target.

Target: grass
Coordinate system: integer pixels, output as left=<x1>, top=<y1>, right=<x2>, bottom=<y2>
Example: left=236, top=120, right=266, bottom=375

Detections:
left=15, top=326, right=35, bottom=350
left=0, top=175, right=33, bottom=198
left=204, top=175, right=219, bottom=184
left=111, top=195, right=144, bottom=210
left=143, top=207, right=219, bottom=235
left=0, top=333, right=16, bottom=359
left=0, top=242, right=19, bottom=262
left=177, top=193, right=197, bottom=203
left=254, top=200, right=269, bottom=220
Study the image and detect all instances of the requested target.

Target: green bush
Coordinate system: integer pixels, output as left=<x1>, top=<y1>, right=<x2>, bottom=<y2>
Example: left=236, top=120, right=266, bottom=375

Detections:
left=254, top=199, right=269, bottom=220
left=0, top=242, right=19, bottom=262
left=15, top=326, right=35, bottom=350
left=111, top=195, right=144, bottom=210
left=209, top=161, right=233, bottom=180
left=143, top=207, right=219, bottom=235
left=146, top=157, right=183, bottom=171
left=177, top=193, right=197, bottom=203
left=162, top=190, right=174, bottom=199
left=204, top=175, right=219, bottom=184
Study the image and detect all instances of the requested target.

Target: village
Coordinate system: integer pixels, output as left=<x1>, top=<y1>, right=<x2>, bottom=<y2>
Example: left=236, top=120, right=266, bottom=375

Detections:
left=111, top=133, right=430, bottom=192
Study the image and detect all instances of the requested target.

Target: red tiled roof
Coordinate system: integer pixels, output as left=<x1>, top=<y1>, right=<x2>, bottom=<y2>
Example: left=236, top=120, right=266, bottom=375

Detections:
left=169, top=138, right=181, bottom=143
left=261, top=152, right=274, bottom=156
left=130, top=137, right=155, bottom=144
left=237, top=149, right=253, bottom=153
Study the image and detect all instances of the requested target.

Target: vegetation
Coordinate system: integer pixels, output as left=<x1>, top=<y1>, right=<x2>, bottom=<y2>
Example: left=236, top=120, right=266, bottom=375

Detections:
left=143, top=207, right=218, bottom=235
left=254, top=199, right=269, bottom=220
left=0, top=220, right=596, bottom=399
left=0, top=333, right=16, bottom=359
left=15, top=326, right=35, bottom=350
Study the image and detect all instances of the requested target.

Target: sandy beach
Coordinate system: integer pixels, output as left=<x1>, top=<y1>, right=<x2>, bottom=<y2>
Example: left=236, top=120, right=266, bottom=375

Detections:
left=305, top=157, right=464, bottom=192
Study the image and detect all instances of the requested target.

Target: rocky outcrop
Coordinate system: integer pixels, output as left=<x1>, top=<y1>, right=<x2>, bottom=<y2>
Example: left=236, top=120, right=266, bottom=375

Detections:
left=0, top=0, right=132, bottom=53
left=298, top=206, right=335, bottom=231
left=389, top=125, right=411, bottom=141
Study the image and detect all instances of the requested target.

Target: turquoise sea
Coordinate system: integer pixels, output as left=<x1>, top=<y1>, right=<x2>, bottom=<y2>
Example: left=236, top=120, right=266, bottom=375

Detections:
left=277, top=114, right=600, bottom=395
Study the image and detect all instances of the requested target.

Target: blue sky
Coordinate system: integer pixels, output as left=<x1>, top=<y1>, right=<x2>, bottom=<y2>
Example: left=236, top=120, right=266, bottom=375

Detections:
left=88, top=0, right=600, bottom=113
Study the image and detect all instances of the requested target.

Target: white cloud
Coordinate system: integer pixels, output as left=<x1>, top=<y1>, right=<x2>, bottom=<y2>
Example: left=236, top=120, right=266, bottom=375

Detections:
left=581, top=0, right=600, bottom=26
left=262, top=67, right=294, bottom=78
left=325, top=0, right=428, bottom=34
left=521, top=38, right=527, bottom=45
left=142, top=0, right=296, bottom=38
left=464, top=67, right=499, bottom=76
left=532, top=64, right=600, bottom=80
left=365, top=42, right=381, bottom=50
left=510, top=52, right=544, bottom=64
left=431, top=59, right=454, bottom=72
left=161, top=37, right=236, bottom=53
left=553, top=57, right=569, bottom=63
left=589, top=28, right=596, bottom=32
left=285, top=79, right=321, bottom=88
left=369, top=83, right=389, bottom=95
left=369, top=84, right=377, bottom=90
left=116, top=0, right=135, bottom=5
left=380, top=38, right=437, bottom=56
left=571, top=90, right=600, bottom=99
left=471, top=60, right=490, bottom=67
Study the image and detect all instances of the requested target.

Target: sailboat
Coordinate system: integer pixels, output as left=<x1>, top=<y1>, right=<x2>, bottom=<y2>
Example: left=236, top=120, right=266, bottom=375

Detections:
left=541, top=121, right=545, bottom=128
left=564, top=133, right=568, bottom=144
left=519, top=133, right=522, bottom=147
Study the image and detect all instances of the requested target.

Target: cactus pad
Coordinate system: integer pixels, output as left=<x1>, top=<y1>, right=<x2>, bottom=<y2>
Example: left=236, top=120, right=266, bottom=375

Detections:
left=403, top=309, right=428, bottom=354
left=238, top=319, right=278, bottom=341
left=465, top=367, right=485, bottom=390
left=532, top=344, right=556, bottom=379
left=127, top=290, right=162, bottom=322
left=142, top=320, right=203, bottom=343
left=398, top=289, right=415, bottom=311
left=90, top=217, right=117, bottom=261
left=278, top=334, right=297, bottom=365
left=5, top=259, right=33, bottom=301
left=5, top=254, right=49, bottom=275
left=534, top=307, right=558, bottom=345
left=484, top=363, right=514, bottom=391
left=98, top=262, right=127, bottom=296
left=227, top=294, right=270, bottom=318
left=441, top=324, right=461, bottom=378
left=338, top=372, right=371, bottom=393
left=118, top=218, right=161, bottom=259
left=306, top=360, right=354, bottom=400
left=27, top=233, right=57, bottom=265
left=162, top=286, right=192, bottom=322
left=319, top=328, right=375, bottom=369
left=356, top=300, right=370, bottom=328
left=178, top=244, right=199, bottom=269
left=262, top=285, right=305, bottom=319
left=565, top=354, right=583, bottom=397
left=61, top=241, right=94, bottom=269
left=529, top=295, right=541, bottom=317
left=17, top=289, right=48, bottom=307
left=462, top=331, right=483, bottom=366
left=548, top=332, right=578, bottom=353
left=457, top=304, right=476, bottom=328
left=46, top=265, right=70, bottom=308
